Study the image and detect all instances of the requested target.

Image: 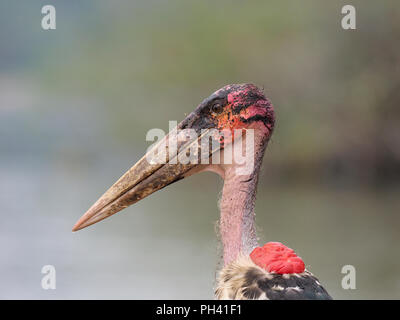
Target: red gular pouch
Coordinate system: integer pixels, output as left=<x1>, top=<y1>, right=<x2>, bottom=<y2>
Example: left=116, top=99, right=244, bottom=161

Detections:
left=250, top=242, right=305, bottom=274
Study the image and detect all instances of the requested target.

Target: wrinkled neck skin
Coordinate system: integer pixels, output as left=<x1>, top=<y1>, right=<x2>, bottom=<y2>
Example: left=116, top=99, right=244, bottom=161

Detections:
left=183, top=124, right=270, bottom=267
left=219, top=172, right=259, bottom=266
left=219, top=133, right=268, bottom=266
left=198, top=128, right=269, bottom=266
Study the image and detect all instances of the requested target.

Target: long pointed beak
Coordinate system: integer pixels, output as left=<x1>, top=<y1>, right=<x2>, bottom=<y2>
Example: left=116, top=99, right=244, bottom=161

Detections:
left=72, top=114, right=221, bottom=231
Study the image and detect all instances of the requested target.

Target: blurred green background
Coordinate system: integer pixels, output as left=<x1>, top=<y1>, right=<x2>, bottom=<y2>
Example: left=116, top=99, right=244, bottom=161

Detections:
left=0, top=0, right=399, bottom=299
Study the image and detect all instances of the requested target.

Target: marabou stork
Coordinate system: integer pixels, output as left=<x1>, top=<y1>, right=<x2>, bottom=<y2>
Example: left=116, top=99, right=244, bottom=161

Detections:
left=73, top=84, right=332, bottom=300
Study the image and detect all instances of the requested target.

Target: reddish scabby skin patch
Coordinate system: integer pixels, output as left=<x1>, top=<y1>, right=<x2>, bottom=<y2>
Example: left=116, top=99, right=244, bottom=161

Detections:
left=215, top=84, right=274, bottom=132
left=211, top=84, right=274, bottom=148
left=250, top=242, right=306, bottom=274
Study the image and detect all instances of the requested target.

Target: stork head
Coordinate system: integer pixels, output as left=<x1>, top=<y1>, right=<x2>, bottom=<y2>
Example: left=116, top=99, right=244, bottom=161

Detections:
left=188, top=83, right=274, bottom=133
left=72, top=83, right=274, bottom=231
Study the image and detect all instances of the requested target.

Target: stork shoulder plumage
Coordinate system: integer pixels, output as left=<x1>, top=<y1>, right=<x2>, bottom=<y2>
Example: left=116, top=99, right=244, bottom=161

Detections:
left=215, top=243, right=332, bottom=300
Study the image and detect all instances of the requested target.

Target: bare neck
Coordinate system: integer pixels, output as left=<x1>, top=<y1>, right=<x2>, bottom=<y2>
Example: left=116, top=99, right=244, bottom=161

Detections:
left=219, top=133, right=268, bottom=266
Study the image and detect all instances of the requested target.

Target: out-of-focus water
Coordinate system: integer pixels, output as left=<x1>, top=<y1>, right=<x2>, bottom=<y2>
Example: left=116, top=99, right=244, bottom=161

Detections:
left=0, top=93, right=399, bottom=299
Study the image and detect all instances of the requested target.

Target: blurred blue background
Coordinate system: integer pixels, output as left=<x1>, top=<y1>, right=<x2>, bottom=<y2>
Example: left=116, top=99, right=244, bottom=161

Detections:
left=0, top=0, right=399, bottom=299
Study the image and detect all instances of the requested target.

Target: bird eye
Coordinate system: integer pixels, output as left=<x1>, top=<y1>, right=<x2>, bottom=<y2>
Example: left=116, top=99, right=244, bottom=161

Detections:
left=211, top=102, right=223, bottom=114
